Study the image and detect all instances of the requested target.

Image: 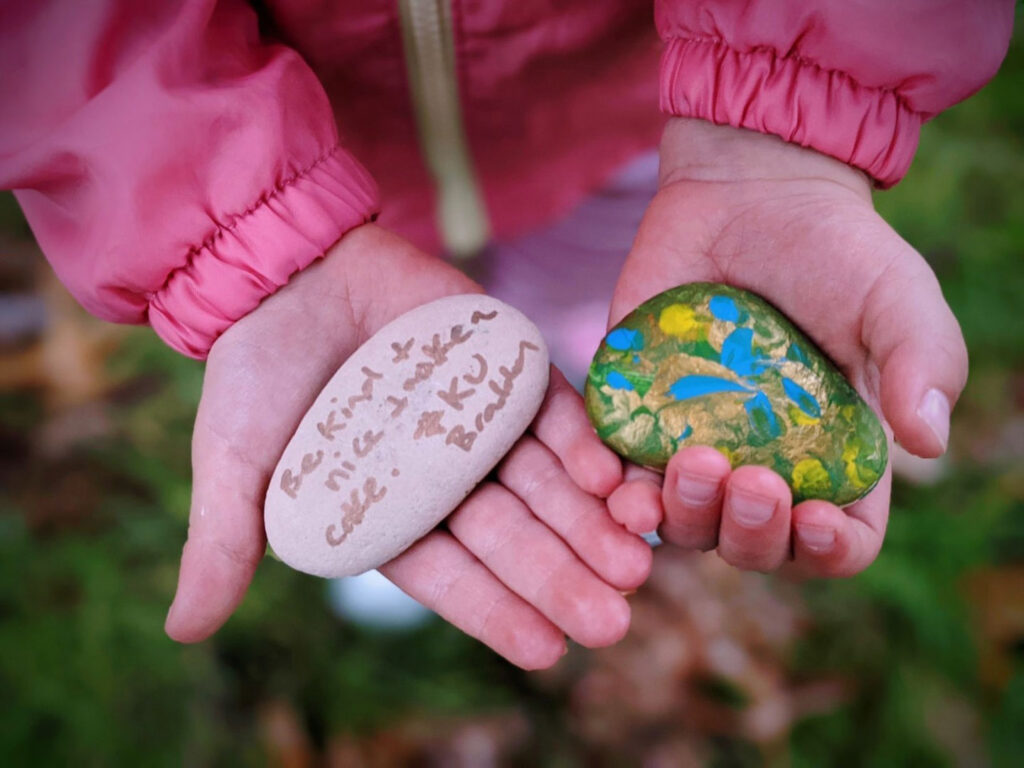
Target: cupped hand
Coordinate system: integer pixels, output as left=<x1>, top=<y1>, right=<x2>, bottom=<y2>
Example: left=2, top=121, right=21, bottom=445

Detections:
left=164, top=224, right=652, bottom=668
left=607, top=119, right=967, bottom=577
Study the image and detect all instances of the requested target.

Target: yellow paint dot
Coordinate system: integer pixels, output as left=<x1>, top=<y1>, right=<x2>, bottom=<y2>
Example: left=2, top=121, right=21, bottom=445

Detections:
left=788, top=404, right=820, bottom=426
left=842, top=439, right=875, bottom=490
left=845, top=461, right=868, bottom=489
left=658, top=304, right=702, bottom=339
left=841, top=440, right=859, bottom=464
left=792, top=458, right=832, bottom=497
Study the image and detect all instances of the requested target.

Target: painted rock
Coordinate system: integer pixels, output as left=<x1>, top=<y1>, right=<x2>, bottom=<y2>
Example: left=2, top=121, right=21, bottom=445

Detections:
left=585, top=283, right=886, bottom=505
left=265, top=295, right=549, bottom=578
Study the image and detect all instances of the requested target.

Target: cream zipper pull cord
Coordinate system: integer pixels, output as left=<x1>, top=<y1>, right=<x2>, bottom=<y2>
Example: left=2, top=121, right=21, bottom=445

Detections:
left=398, top=0, right=490, bottom=259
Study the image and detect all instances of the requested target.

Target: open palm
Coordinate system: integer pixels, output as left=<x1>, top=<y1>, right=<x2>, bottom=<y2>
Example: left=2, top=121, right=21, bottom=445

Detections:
left=606, top=120, right=967, bottom=577
left=164, top=224, right=652, bottom=668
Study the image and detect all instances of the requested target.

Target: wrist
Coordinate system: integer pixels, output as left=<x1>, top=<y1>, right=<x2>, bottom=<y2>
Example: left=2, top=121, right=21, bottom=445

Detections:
left=256, top=223, right=478, bottom=337
left=659, top=118, right=872, bottom=202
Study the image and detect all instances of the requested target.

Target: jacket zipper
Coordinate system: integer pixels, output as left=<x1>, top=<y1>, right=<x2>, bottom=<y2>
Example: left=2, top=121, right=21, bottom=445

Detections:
left=397, top=0, right=489, bottom=258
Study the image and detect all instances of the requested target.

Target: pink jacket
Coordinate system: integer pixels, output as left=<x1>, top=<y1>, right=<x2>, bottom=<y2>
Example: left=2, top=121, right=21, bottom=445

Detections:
left=0, top=1, right=1013, bottom=359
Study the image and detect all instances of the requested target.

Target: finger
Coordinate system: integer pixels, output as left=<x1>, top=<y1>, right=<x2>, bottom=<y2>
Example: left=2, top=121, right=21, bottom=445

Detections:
left=448, top=483, right=632, bottom=647
left=861, top=238, right=968, bottom=458
left=718, top=465, right=793, bottom=572
left=165, top=424, right=268, bottom=643
left=531, top=365, right=623, bottom=498
left=660, top=446, right=731, bottom=551
left=792, top=466, right=891, bottom=578
left=498, top=437, right=653, bottom=590
left=608, top=463, right=664, bottom=534
left=379, top=530, right=567, bottom=669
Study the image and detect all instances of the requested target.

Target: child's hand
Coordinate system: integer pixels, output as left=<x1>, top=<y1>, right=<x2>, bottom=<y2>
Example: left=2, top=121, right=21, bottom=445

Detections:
left=606, top=118, right=967, bottom=577
left=164, top=224, right=652, bottom=669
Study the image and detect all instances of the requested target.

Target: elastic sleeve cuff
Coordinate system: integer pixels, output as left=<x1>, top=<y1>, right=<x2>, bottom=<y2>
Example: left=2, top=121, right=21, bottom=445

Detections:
left=146, top=146, right=379, bottom=359
left=659, top=37, right=924, bottom=188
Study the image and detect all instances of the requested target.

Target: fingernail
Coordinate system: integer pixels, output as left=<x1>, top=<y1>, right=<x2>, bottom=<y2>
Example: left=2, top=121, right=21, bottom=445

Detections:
left=917, top=388, right=950, bottom=452
left=796, top=523, right=836, bottom=553
left=677, top=472, right=721, bottom=506
left=728, top=488, right=775, bottom=527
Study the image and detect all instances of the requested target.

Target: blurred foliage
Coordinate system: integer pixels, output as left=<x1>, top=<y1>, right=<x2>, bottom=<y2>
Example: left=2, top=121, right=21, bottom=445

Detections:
left=2, top=17, right=1023, bottom=768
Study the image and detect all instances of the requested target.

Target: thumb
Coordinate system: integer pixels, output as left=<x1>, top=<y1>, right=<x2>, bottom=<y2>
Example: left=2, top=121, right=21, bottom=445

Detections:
left=164, top=447, right=267, bottom=643
left=164, top=370, right=273, bottom=643
left=861, top=236, right=968, bottom=458
left=163, top=277, right=350, bottom=643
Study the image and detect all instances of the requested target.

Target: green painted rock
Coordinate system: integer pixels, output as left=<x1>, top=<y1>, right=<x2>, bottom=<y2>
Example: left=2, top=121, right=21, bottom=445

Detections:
left=585, top=283, right=887, bottom=505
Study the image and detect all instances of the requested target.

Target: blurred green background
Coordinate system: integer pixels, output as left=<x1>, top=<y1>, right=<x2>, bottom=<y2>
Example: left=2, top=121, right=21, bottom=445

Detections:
left=2, top=23, right=1022, bottom=768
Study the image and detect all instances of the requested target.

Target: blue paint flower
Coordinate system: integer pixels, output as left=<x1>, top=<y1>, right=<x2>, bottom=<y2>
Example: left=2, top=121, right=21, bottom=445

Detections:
left=606, top=328, right=644, bottom=351
left=606, top=370, right=634, bottom=390
left=720, top=328, right=772, bottom=378
left=667, top=375, right=750, bottom=401
left=677, top=424, right=693, bottom=442
left=709, top=295, right=741, bottom=323
left=782, top=378, right=821, bottom=418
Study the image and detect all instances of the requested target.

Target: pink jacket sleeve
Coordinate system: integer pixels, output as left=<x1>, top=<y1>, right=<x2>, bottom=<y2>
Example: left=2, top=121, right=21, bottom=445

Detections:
left=0, top=0, right=379, bottom=359
left=656, top=1, right=1015, bottom=187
